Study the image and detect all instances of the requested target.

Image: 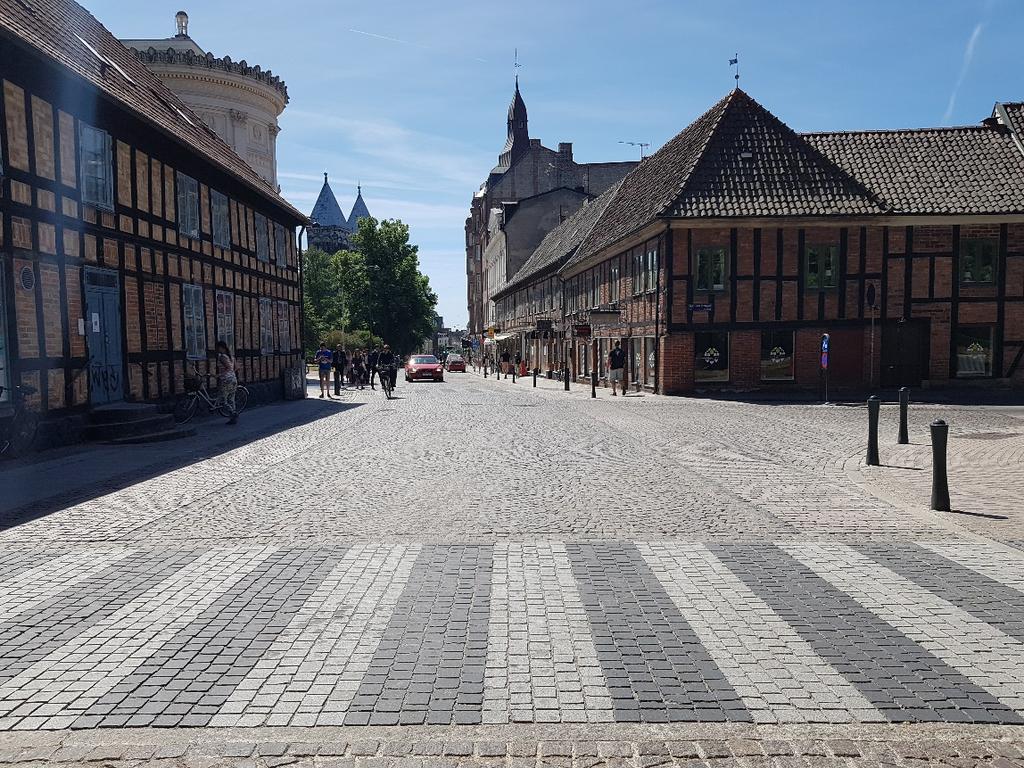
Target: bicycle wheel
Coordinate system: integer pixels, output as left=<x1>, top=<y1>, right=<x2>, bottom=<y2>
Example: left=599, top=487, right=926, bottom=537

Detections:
left=173, top=393, right=199, bottom=424
left=6, top=409, right=39, bottom=457
left=228, top=386, right=249, bottom=416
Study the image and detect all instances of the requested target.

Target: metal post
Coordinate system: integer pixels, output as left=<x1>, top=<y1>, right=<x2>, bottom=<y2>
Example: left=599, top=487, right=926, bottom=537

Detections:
left=898, top=387, right=910, bottom=445
left=512, top=365, right=516, bottom=383
left=930, top=419, right=951, bottom=512
left=866, top=395, right=880, bottom=466
left=564, top=366, right=570, bottom=391
left=533, top=369, right=537, bottom=388
left=591, top=369, right=597, bottom=398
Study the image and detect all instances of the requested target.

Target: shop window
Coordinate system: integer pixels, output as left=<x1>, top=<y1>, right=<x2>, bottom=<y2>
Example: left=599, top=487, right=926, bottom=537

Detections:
left=960, top=237, right=997, bottom=285
left=78, top=122, right=113, bottom=211
left=631, top=338, right=643, bottom=383
left=955, top=326, right=994, bottom=377
left=176, top=172, right=199, bottom=238
left=255, top=213, right=270, bottom=262
left=696, top=247, right=727, bottom=291
left=804, top=244, right=838, bottom=289
left=645, top=337, right=656, bottom=384
left=694, top=331, right=729, bottom=382
left=215, top=290, right=234, bottom=353
left=183, top=284, right=206, bottom=360
left=259, top=298, right=274, bottom=355
left=211, top=190, right=231, bottom=248
left=760, top=329, right=794, bottom=380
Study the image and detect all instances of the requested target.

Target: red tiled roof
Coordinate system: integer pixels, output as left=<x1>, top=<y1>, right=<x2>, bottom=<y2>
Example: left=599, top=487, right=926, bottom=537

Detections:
left=0, top=0, right=305, bottom=222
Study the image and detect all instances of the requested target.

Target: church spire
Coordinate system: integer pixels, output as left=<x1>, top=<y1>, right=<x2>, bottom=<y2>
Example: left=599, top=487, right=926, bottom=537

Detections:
left=498, top=76, right=529, bottom=170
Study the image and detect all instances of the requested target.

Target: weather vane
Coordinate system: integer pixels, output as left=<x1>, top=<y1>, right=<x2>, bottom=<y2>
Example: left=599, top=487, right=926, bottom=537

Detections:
left=729, top=53, right=739, bottom=87
left=514, top=48, right=521, bottom=80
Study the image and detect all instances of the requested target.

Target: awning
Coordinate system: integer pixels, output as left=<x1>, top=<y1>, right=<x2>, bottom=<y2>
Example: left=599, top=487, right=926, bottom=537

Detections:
left=493, top=332, right=514, bottom=341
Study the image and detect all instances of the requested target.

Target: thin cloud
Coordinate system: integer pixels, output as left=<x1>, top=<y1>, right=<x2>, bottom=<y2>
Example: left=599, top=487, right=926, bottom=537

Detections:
left=349, top=28, right=487, bottom=63
left=943, top=22, right=984, bottom=123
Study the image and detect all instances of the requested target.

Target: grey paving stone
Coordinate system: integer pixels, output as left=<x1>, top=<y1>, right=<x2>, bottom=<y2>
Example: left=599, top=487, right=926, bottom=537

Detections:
left=713, top=543, right=1023, bottom=725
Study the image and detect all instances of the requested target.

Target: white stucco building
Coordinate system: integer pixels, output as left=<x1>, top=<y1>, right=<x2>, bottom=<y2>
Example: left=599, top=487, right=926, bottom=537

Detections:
left=122, top=11, right=288, bottom=188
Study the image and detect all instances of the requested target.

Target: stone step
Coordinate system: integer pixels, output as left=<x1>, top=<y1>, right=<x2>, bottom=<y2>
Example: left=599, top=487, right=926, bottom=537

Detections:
left=101, top=426, right=195, bottom=445
left=88, top=402, right=162, bottom=424
left=85, top=414, right=176, bottom=441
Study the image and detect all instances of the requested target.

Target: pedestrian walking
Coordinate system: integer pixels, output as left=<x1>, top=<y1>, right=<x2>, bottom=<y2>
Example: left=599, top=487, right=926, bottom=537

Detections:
left=314, top=342, right=334, bottom=399
left=351, top=349, right=366, bottom=389
left=500, top=349, right=511, bottom=378
left=216, top=340, right=239, bottom=424
left=368, top=346, right=380, bottom=390
left=333, top=345, right=348, bottom=395
left=608, top=340, right=626, bottom=396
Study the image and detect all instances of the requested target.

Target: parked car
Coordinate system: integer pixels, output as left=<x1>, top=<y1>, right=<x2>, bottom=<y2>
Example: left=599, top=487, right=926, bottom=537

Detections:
left=446, top=354, right=466, bottom=372
left=405, top=354, right=445, bottom=382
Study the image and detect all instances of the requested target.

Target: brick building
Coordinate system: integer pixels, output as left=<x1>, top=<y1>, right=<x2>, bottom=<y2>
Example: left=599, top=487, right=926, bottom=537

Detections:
left=0, top=0, right=306, bottom=431
left=466, top=78, right=635, bottom=335
left=494, top=88, right=1024, bottom=394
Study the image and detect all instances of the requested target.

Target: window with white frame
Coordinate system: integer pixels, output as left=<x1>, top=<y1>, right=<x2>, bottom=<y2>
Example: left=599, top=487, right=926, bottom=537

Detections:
left=277, top=300, right=291, bottom=351
left=632, top=248, right=644, bottom=294
left=215, top=290, right=234, bottom=353
left=255, top=213, right=270, bottom=262
left=212, top=190, right=231, bottom=248
left=183, top=284, right=206, bottom=360
left=78, top=122, right=113, bottom=210
left=176, top=172, right=199, bottom=238
left=274, top=223, right=289, bottom=268
left=610, top=257, right=620, bottom=302
left=696, top=247, right=727, bottom=291
left=645, top=246, right=658, bottom=292
left=259, top=298, right=274, bottom=354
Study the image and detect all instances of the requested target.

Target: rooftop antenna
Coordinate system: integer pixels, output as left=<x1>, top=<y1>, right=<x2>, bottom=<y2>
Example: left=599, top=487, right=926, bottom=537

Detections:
left=729, top=53, right=739, bottom=88
left=618, top=140, right=650, bottom=160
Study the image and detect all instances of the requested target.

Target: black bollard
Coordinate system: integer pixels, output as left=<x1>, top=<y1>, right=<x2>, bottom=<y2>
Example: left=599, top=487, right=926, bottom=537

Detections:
left=533, top=369, right=537, bottom=388
left=866, top=395, right=880, bottom=466
left=898, top=387, right=910, bottom=444
left=564, top=366, right=570, bottom=391
left=512, top=366, right=516, bottom=383
left=930, top=419, right=951, bottom=511
left=591, top=369, right=597, bottom=398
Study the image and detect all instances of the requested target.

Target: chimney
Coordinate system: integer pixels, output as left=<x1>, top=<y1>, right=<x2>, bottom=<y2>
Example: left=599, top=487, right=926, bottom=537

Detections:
left=558, top=142, right=573, bottom=162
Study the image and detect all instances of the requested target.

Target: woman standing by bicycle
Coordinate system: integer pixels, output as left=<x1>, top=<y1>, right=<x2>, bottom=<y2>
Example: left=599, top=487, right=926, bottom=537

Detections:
left=216, top=341, right=239, bottom=425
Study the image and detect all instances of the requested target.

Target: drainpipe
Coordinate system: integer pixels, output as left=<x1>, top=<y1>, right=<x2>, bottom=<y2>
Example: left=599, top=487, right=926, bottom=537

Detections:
left=297, top=224, right=306, bottom=360
left=655, top=222, right=669, bottom=394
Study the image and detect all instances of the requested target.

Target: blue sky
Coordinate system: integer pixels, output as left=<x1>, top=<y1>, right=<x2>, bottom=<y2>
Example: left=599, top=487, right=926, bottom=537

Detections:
left=88, top=0, right=1018, bottom=328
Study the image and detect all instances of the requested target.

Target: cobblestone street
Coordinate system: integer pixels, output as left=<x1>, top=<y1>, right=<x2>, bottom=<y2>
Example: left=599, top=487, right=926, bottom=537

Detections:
left=1, top=374, right=1023, bottom=766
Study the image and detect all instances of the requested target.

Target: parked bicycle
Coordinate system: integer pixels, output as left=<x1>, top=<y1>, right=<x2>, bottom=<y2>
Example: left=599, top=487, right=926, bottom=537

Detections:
left=173, top=373, right=248, bottom=424
left=0, top=384, right=39, bottom=458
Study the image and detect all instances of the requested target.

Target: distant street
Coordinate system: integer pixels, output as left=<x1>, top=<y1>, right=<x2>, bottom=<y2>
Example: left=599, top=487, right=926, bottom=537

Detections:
left=1, top=373, right=1023, bottom=765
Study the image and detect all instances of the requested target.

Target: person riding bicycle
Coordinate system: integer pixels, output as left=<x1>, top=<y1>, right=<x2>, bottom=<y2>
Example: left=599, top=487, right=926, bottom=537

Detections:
left=377, top=344, right=398, bottom=390
left=216, top=340, right=239, bottom=424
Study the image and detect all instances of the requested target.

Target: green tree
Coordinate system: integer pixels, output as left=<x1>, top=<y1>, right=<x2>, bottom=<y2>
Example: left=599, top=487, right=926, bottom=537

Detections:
left=350, top=217, right=438, bottom=355
left=301, top=219, right=437, bottom=356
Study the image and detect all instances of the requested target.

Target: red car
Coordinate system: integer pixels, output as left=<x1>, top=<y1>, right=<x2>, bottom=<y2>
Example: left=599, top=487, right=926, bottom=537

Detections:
left=446, top=354, right=466, bottom=372
left=405, top=354, right=444, bottom=382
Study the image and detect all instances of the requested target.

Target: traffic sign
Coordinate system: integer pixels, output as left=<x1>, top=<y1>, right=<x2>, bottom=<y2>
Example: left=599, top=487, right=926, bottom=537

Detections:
left=689, top=303, right=713, bottom=312
left=820, top=333, right=830, bottom=370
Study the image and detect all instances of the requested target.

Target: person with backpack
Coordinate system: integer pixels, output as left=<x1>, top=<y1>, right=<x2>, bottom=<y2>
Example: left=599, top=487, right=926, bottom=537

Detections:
left=608, top=340, right=626, bottom=396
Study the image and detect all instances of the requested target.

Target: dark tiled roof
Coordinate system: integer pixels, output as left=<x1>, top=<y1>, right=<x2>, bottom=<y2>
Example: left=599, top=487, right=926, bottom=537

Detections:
left=310, top=175, right=349, bottom=230
left=997, top=102, right=1024, bottom=143
left=804, top=125, right=1024, bottom=215
left=493, top=181, right=621, bottom=300
left=0, top=0, right=305, bottom=222
left=670, top=90, right=884, bottom=218
left=574, top=91, right=734, bottom=261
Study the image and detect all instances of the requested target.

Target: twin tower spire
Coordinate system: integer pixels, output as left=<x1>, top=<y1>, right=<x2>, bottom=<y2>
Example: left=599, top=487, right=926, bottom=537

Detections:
left=309, top=173, right=370, bottom=233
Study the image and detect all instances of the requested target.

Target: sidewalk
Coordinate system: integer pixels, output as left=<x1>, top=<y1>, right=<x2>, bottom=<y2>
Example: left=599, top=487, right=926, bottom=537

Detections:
left=0, top=384, right=346, bottom=526
left=464, top=365, right=650, bottom=399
